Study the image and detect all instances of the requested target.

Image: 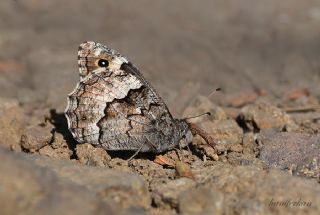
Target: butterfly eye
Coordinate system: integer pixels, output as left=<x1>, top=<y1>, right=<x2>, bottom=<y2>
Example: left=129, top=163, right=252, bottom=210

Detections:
left=97, top=59, right=109, bottom=67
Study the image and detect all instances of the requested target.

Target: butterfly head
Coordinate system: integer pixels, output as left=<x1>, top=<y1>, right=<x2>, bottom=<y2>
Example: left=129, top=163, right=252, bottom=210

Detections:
left=78, top=41, right=128, bottom=80
left=171, top=119, right=193, bottom=150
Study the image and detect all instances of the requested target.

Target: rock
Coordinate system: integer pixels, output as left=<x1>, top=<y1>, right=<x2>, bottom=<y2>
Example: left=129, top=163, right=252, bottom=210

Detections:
left=38, top=132, right=72, bottom=160
left=178, top=164, right=320, bottom=215
left=178, top=186, right=224, bottom=215
left=283, top=87, right=310, bottom=102
left=165, top=148, right=201, bottom=165
left=202, top=120, right=243, bottom=145
left=129, top=159, right=170, bottom=183
left=154, top=155, right=176, bottom=167
left=175, top=161, right=195, bottom=179
left=258, top=131, right=320, bottom=178
left=227, top=152, right=265, bottom=168
left=31, top=155, right=151, bottom=212
left=242, top=132, right=258, bottom=155
left=224, top=107, right=241, bottom=119
left=0, top=97, right=25, bottom=151
left=20, top=124, right=54, bottom=152
left=224, top=90, right=261, bottom=108
left=0, top=147, right=116, bottom=215
left=192, top=119, right=243, bottom=156
left=296, top=157, right=320, bottom=181
left=192, top=135, right=219, bottom=161
left=107, top=157, right=132, bottom=173
left=229, top=143, right=243, bottom=153
left=238, top=102, right=297, bottom=131
left=20, top=113, right=73, bottom=160
left=76, top=143, right=111, bottom=167
left=150, top=178, right=196, bottom=209
left=0, top=147, right=150, bottom=214
left=297, top=115, right=320, bottom=134
left=148, top=208, right=176, bottom=215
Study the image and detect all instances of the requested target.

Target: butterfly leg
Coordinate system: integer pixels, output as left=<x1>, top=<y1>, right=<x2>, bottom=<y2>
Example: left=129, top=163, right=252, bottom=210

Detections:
left=127, top=137, right=157, bottom=161
left=183, top=143, right=191, bottom=152
left=174, top=143, right=191, bottom=161
left=128, top=143, right=144, bottom=161
left=174, top=148, right=182, bottom=161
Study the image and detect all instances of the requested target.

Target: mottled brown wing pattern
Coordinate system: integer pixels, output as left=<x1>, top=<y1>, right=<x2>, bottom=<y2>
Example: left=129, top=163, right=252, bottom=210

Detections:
left=65, top=41, right=192, bottom=153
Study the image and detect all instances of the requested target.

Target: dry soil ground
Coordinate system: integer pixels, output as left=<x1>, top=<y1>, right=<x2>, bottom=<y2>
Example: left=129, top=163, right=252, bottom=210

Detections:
left=0, top=1, right=320, bottom=215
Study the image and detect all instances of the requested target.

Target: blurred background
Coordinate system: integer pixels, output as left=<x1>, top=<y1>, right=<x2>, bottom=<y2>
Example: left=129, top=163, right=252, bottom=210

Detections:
left=1, top=0, right=320, bottom=115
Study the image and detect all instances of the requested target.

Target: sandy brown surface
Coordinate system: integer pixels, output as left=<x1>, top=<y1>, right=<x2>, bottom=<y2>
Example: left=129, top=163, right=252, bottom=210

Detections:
left=0, top=1, right=320, bottom=215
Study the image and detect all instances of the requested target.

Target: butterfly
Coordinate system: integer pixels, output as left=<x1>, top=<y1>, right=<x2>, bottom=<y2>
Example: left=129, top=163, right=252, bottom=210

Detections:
left=65, top=41, right=198, bottom=156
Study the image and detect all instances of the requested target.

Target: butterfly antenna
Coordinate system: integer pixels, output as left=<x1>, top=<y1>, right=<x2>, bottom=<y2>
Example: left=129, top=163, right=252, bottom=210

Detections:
left=183, top=112, right=211, bottom=120
left=183, top=87, right=221, bottom=121
left=207, top=87, right=221, bottom=98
